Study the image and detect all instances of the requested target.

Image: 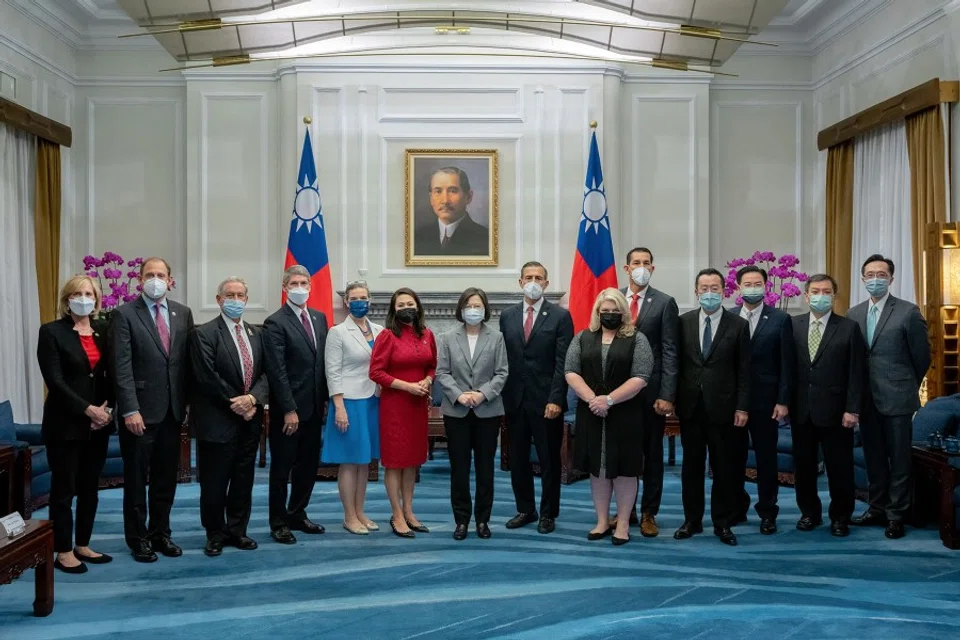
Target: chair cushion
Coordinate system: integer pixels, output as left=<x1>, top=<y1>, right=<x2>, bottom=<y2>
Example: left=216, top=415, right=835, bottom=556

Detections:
left=15, top=423, right=43, bottom=446
left=30, top=446, right=50, bottom=477
left=563, top=389, right=577, bottom=431
left=107, top=434, right=122, bottom=459
left=912, top=394, right=960, bottom=443
left=0, top=400, right=15, bottom=441
left=101, top=456, right=124, bottom=479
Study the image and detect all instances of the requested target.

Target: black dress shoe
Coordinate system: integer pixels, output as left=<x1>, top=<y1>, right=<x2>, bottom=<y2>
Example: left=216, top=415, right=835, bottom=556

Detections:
left=390, top=516, right=415, bottom=539
left=673, top=521, right=703, bottom=540
left=851, top=509, right=887, bottom=527
left=505, top=512, right=538, bottom=529
left=715, top=527, right=737, bottom=546
left=271, top=526, right=297, bottom=545
left=406, top=519, right=430, bottom=534
left=796, top=516, right=823, bottom=531
left=831, top=520, right=850, bottom=537
left=54, top=559, right=88, bottom=574
left=289, top=518, right=325, bottom=534
left=204, top=539, right=223, bottom=557
left=151, top=537, right=183, bottom=557
left=74, top=551, right=113, bottom=564
left=885, top=520, right=905, bottom=539
left=229, top=536, right=258, bottom=550
left=476, top=522, right=492, bottom=539
left=587, top=528, right=611, bottom=541
left=729, top=514, right=748, bottom=527
left=131, top=541, right=158, bottom=563
left=760, top=518, right=778, bottom=535
left=537, top=518, right=555, bottom=534
left=453, top=524, right=468, bottom=541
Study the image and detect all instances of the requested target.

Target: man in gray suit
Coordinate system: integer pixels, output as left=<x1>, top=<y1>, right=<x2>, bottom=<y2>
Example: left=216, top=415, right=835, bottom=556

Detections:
left=848, top=254, right=930, bottom=539
left=112, top=257, right=195, bottom=563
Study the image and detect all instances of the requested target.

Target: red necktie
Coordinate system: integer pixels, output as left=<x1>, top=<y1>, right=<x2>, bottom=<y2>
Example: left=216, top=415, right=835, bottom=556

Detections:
left=630, top=294, right=639, bottom=322
left=301, top=311, right=315, bottom=346
left=235, top=324, right=254, bottom=392
left=154, top=303, right=170, bottom=354
left=523, top=306, right=534, bottom=342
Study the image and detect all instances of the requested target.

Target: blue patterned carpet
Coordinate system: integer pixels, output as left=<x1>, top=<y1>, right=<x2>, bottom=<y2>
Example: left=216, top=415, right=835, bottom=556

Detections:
left=1, top=449, right=959, bottom=640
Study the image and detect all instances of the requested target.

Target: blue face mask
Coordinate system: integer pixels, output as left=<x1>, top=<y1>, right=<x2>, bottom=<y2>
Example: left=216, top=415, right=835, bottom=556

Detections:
left=463, top=308, right=485, bottom=326
left=222, top=299, right=245, bottom=319
left=809, top=294, right=833, bottom=314
left=740, top=286, right=765, bottom=305
left=349, top=300, right=370, bottom=318
left=864, top=277, right=889, bottom=297
left=698, top=291, right=722, bottom=313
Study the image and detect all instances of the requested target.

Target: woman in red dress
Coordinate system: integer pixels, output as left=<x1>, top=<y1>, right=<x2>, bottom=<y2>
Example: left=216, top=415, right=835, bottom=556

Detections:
left=369, top=288, right=437, bottom=538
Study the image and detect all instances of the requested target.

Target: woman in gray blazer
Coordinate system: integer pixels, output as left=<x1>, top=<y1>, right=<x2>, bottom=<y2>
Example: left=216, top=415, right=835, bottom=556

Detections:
left=436, top=288, right=509, bottom=540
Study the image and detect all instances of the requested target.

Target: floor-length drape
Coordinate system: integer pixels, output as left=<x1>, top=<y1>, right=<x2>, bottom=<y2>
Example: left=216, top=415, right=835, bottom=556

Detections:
left=850, top=121, right=914, bottom=306
left=826, top=140, right=854, bottom=313
left=906, top=105, right=948, bottom=310
left=0, top=122, right=43, bottom=422
left=35, top=138, right=61, bottom=325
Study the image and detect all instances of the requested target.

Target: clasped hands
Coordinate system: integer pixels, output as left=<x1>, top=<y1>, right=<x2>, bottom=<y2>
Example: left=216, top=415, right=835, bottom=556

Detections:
left=456, top=390, right=486, bottom=408
left=86, top=402, right=111, bottom=430
left=230, top=394, right=257, bottom=421
left=404, top=378, right=432, bottom=397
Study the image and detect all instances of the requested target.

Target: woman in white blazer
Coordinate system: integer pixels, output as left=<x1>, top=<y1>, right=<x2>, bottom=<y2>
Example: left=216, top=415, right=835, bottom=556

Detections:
left=323, top=281, right=383, bottom=535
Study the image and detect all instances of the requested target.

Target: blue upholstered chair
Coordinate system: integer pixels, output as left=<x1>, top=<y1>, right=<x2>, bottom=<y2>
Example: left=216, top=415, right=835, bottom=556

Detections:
left=911, top=394, right=960, bottom=548
left=745, top=418, right=825, bottom=487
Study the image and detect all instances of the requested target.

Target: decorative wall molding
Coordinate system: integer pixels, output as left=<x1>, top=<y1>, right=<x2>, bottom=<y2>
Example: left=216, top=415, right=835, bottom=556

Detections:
left=557, top=87, right=590, bottom=274
left=376, top=86, right=524, bottom=123
left=309, top=86, right=348, bottom=291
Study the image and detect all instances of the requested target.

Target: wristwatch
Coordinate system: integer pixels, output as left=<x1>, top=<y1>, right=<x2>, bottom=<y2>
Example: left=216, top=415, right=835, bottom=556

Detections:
left=606, top=395, right=615, bottom=407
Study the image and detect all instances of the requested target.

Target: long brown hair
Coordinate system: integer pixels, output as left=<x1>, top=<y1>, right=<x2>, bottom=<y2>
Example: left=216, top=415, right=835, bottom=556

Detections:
left=385, top=287, right=426, bottom=337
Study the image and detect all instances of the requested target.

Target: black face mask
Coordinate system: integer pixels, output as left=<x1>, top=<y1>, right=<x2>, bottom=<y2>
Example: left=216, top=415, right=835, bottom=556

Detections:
left=599, top=313, right=622, bottom=330
left=396, top=308, right=418, bottom=324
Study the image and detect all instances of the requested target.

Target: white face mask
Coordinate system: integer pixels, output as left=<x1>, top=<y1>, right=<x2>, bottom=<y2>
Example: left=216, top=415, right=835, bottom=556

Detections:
left=631, top=267, right=651, bottom=287
left=69, top=297, right=95, bottom=317
left=287, top=287, right=309, bottom=306
left=522, top=282, right=543, bottom=301
left=143, top=278, right=168, bottom=300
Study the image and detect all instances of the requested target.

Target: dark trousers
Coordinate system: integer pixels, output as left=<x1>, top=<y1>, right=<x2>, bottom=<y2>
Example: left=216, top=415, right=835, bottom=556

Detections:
left=119, top=410, right=181, bottom=549
left=46, top=434, right=109, bottom=553
left=638, top=403, right=663, bottom=515
left=444, top=412, right=500, bottom=525
left=508, top=406, right=563, bottom=519
left=198, top=422, right=260, bottom=541
left=732, top=415, right=781, bottom=520
left=268, top=414, right=323, bottom=529
left=860, top=402, right=913, bottom=521
left=791, top=419, right=855, bottom=522
left=679, top=399, right=735, bottom=528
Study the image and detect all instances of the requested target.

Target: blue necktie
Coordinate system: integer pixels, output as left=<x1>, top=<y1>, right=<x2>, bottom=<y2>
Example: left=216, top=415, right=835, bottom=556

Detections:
left=702, top=316, right=712, bottom=356
left=866, top=305, right=879, bottom=346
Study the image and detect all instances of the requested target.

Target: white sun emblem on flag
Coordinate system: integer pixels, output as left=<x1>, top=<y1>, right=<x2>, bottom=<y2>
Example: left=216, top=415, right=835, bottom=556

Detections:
left=293, top=176, right=322, bottom=233
left=581, top=187, right=608, bottom=233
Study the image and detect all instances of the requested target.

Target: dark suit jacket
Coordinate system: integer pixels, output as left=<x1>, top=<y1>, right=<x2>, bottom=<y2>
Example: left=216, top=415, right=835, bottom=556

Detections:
left=188, top=317, right=269, bottom=443
left=676, top=309, right=751, bottom=425
left=499, top=300, right=574, bottom=413
left=112, top=297, right=195, bottom=425
left=733, top=305, right=795, bottom=417
left=262, top=304, right=329, bottom=424
left=623, top=286, right=679, bottom=404
left=415, top=214, right=489, bottom=256
left=37, top=317, right=113, bottom=442
left=791, top=312, right=865, bottom=427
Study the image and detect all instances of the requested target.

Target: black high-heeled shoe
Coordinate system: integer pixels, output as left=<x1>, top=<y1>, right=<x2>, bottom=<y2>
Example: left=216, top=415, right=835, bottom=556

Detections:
left=390, top=517, right=415, bottom=539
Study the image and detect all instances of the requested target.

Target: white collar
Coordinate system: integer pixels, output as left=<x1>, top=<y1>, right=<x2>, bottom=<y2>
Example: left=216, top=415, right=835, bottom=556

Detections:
left=287, top=300, right=308, bottom=316
left=438, top=215, right=466, bottom=238
left=220, top=313, right=244, bottom=330
left=869, top=292, right=890, bottom=315
left=810, top=311, right=831, bottom=326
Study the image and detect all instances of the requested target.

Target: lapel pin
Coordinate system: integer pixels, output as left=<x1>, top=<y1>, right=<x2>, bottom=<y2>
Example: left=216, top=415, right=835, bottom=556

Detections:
left=172, top=311, right=177, bottom=317
left=542, top=311, right=547, bottom=316
left=763, top=315, right=768, bottom=320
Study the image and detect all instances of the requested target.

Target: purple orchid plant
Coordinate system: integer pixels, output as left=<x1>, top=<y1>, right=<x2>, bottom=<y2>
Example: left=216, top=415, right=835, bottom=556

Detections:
left=724, top=251, right=808, bottom=310
left=82, top=251, right=176, bottom=316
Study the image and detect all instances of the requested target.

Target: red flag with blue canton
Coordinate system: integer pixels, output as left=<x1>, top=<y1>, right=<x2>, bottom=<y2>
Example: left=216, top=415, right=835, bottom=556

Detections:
left=283, top=128, right=334, bottom=322
left=568, top=129, right=617, bottom=332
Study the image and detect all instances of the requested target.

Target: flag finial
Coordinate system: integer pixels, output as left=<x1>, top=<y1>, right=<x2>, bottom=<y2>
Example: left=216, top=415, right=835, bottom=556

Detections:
left=589, top=120, right=598, bottom=129
left=303, top=116, right=312, bottom=124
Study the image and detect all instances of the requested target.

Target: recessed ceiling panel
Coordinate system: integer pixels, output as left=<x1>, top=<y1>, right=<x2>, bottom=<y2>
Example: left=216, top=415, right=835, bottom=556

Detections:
left=577, top=0, right=790, bottom=33
left=115, top=0, right=310, bottom=23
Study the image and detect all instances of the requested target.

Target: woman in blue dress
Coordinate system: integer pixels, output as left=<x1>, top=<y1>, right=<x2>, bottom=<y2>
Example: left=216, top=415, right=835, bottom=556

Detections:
left=323, top=281, right=383, bottom=534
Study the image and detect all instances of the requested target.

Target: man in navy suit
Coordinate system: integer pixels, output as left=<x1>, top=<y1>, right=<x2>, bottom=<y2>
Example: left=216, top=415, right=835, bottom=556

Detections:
left=730, top=265, right=794, bottom=535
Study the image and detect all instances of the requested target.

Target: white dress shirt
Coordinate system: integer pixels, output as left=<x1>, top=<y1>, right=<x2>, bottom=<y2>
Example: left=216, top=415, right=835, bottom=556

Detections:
left=809, top=311, right=831, bottom=337
left=740, top=304, right=762, bottom=337
left=522, top=296, right=546, bottom=330
left=287, top=300, right=316, bottom=349
left=699, top=307, right=722, bottom=347
left=467, top=332, right=479, bottom=358
left=869, top=292, right=890, bottom=318
left=627, top=287, right=648, bottom=318
left=221, top=314, right=254, bottom=378
left=437, top=216, right=465, bottom=244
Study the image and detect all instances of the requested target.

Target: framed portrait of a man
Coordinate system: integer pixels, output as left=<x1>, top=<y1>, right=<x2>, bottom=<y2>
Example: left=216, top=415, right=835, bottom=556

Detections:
left=405, top=149, right=499, bottom=266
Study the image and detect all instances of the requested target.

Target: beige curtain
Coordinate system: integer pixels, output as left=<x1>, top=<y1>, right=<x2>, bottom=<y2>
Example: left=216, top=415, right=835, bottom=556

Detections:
left=906, top=106, right=948, bottom=309
left=826, top=140, right=855, bottom=313
left=35, top=138, right=61, bottom=324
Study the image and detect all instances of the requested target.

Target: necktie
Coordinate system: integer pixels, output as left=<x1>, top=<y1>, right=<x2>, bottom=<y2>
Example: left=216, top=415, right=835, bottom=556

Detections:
left=301, top=310, right=315, bottom=346
left=630, top=294, right=639, bottom=322
left=809, top=319, right=822, bottom=360
left=523, top=306, right=534, bottom=342
left=866, top=305, right=879, bottom=346
left=702, top=315, right=712, bottom=355
left=747, top=310, right=756, bottom=337
left=441, top=232, right=450, bottom=247
left=235, top=324, right=254, bottom=393
left=154, top=303, right=170, bottom=354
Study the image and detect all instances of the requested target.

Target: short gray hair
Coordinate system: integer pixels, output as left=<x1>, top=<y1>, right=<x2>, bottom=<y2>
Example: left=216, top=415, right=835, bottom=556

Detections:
left=217, top=276, right=248, bottom=297
left=283, top=264, right=310, bottom=287
left=344, top=280, right=369, bottom=297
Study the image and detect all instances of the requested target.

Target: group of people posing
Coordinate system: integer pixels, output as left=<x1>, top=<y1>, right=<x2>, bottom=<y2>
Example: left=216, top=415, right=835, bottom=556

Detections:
left=35, top=248, right=929, bottom=574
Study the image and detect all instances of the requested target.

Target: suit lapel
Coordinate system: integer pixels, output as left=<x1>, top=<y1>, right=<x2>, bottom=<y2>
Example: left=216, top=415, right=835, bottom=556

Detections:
left=797, top=314, right=811, bottom=365
left=218, top=317, right=245, bottom=383
left=60, top=318, right=93, bottom=372
left=526, top=301, right=551, bottom=344
left=134, top=298, right=168, bottom=357
left=637, top=290, right=655, bottom=324
left=871, top=297, right=897, bottom=348
left=751, top=306, right=775, bottom=342
left=345, top=319, right=373, bottom=353
left=702, top=311, right=728, bottom=362
left=812, top=314, right=839, bottom=364
left=472, top=325, right=490, bottom=365
left=285, top=304, right=316, bottom=353
left=454, top=326, right=471, bottom=365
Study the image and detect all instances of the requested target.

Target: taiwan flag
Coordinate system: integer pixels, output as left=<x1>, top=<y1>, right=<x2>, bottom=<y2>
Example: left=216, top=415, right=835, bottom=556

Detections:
left=283, top=128, right=334, bottom=322
left=568, top=129, right=617, bottom=332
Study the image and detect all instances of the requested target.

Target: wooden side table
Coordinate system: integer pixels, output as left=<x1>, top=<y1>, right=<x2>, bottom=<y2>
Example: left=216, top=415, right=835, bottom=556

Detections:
left=0, top=519, right=54, bottom=616
left=911, top=445, right=960, bottom=549
left=664, top=416, right=681, bottom=466
left=428, top=407, right=445, bottom=460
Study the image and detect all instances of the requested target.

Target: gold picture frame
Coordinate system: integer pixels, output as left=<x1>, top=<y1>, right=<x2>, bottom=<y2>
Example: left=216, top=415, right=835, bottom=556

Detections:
left=404, top=148, right=499, bottom=266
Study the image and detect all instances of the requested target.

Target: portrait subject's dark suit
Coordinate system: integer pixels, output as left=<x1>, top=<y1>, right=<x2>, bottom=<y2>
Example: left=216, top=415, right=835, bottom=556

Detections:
left=500, top=299, right=573, bottom=520
left=189, top=316, right=269, bottom=542
left=730, top=305, right=794, bottom=522
left=622, top=285, right=679, bottom=516
left=847, top=294, right=930, bottom=521
left=415, top=214, right=489, bottom=256
left=676, top=309, right=750, bottom=529
left=791, top=312, right=864, bottom=523
left=262, top=303, right=328, bottom=530
left=111, top=296, right=195, bottom=549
